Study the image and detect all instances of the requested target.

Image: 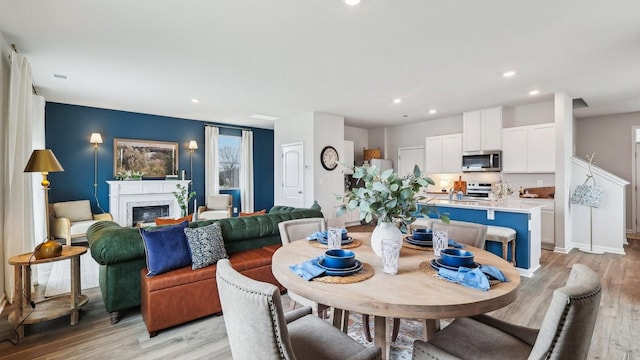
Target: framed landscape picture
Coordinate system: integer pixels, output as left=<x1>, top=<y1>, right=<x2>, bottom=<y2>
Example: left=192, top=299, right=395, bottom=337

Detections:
left=114, top=138, right=178, bottom=178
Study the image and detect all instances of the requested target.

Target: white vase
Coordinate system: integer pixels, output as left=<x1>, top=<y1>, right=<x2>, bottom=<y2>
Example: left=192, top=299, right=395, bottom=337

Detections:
left=370, top=222, right=402, bottom=257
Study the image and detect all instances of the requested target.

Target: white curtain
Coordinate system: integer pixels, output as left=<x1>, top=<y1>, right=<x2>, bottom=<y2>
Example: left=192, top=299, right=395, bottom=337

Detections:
left=204, top=126, right=220, bottom=202
left=240, top=130, right=254, bottom=213
left=2, top=52, right=40, bottom=302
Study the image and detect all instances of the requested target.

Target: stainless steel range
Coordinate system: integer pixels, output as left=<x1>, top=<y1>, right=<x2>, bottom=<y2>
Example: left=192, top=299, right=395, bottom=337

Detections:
left=465, top=182, right=493, bottom=198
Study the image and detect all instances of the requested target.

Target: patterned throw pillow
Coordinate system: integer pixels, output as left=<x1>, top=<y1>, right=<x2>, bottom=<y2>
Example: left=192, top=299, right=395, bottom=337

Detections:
left=183, top=223, right=228, bottom=270
left=139, top=221, right=191, bottom=276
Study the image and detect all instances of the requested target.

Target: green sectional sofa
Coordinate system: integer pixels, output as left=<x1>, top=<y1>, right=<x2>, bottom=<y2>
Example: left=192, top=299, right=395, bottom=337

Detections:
left=87, top=206, right=323, bottom=324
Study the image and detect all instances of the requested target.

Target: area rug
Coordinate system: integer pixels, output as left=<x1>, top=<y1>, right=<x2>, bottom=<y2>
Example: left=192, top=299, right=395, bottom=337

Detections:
left=44, top=249, right=100, bottom=297
left=347, top=313, right=425, bottom=360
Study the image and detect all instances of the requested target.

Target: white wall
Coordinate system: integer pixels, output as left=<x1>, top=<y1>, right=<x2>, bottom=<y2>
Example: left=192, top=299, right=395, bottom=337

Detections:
left=0, top=33, right=11, bottom=308
left=503, top=100, right=554, bottom=128
left=575, top=111, right=640, bottom=230
left=274, top=111, right=344, bottom=220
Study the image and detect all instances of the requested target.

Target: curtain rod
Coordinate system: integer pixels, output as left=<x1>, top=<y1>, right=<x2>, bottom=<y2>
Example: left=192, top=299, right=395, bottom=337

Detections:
left=11, top=44, right=38, bottom=95
left=205, top=123, right=253, bottom=132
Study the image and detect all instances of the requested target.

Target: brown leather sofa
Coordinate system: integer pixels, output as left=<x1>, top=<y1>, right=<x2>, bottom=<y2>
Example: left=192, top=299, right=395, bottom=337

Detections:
left=141, top=245, right=283, bottom=337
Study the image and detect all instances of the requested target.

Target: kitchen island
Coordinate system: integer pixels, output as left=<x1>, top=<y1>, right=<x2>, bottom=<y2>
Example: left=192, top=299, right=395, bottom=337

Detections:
left=420, top=198, right=544, bottom=277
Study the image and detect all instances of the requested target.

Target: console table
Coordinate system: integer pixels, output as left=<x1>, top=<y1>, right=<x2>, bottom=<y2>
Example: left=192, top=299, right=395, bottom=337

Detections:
left=8, top=246, right=89, bottom=338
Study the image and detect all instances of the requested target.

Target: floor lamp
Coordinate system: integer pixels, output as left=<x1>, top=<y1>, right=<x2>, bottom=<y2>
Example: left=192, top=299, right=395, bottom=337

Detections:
left=90, top=132, right=106, bottom=213
left=24, top=149, right=65, bottom=259
left=188, top=140, right=198, bottom=215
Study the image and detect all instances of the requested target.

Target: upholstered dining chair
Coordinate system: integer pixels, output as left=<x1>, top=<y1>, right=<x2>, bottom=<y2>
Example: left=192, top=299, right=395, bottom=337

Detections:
left=197, top=194, right=232, bottom=220
left=278, top=218, right=329, bottom=316
left=412, top=263, right=602, bottom=360
left=216, top=259, right=382, bottom=360
left=409, top=219, right=488, bottom=249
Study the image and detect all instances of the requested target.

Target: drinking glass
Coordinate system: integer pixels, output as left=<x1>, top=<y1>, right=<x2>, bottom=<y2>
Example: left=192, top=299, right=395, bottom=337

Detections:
left=381, top=238, right=401, bottom=275
left=327, top=227, right=343, bottom=250
left=432, top=223, right=448, bottom=257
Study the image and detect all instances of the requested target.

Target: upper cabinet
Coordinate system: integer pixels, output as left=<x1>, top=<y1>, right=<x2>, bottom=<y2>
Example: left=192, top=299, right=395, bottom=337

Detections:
left=462, top=106, right=503, bottom=152
left=425, top=133, right=462, bottom=174
left=502, top=123, right=555, bottom=173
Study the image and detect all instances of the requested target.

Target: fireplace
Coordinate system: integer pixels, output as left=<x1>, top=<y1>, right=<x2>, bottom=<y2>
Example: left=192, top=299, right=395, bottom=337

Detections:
left=106, top=180, right=191, bottom=227
left=131, top=204, right=170, bottom=227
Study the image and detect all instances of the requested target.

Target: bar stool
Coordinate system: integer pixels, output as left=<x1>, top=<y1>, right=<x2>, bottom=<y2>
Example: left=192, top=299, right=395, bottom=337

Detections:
left=485, top=225, right=516, bottom=265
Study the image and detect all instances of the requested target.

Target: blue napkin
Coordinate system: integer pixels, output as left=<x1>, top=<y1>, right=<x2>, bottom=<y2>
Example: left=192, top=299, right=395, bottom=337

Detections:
left=479, top=264, right=509, bottom=282
left=289, top=256, right=325, bottom=281
left=438, top=267, right=490, bottom=291
left=306, top=229, right=348, bottom=241
left=448, top=239, right=465, bottom=248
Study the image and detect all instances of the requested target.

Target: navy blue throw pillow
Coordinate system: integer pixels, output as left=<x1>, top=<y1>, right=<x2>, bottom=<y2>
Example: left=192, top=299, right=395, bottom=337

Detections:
left=140, top=221, right=191, bottom=276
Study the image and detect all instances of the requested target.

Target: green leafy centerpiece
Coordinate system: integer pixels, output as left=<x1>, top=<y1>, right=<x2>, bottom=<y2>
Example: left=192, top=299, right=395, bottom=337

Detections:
left=172, top=183, right=196, bottom=217
left=337, top=164, right=447, bottom=256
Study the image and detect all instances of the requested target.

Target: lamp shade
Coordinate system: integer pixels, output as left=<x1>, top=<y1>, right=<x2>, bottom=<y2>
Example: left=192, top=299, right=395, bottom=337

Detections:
left=24, top=149, right=64, bottom=173
left=90, top=132, right=103, bottom=144
left=188, top=140, right=198, bottom=150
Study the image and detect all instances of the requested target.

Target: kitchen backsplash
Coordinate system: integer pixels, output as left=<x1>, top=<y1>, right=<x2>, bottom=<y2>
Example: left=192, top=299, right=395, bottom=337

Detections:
left=426, top=172, right=555, bottom=194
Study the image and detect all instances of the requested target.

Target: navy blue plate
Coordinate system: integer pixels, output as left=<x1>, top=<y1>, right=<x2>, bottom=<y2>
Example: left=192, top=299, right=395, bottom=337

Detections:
left=317, top=259, right=363, bottom=276
left=430, top=258, right=479, bottom=271
left=405, top=236, right=433, bottom=247
left=317, top=236, right=354, bottom=245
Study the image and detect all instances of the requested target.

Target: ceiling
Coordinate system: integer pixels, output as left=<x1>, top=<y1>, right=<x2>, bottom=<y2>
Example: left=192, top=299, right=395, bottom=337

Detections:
left=1, top=0, right=639, bottom=130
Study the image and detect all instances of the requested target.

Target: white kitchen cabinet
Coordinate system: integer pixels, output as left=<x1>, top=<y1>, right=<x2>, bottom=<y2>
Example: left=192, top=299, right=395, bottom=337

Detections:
left=463, top=106, right=503, bottom=151
left=502, top=123, right=555, bottom=173
left=343, top=140, right=354, bottom=174
left=425, top=133, right=462, bottom=174
left=528, top=124, right=555, bottom=173
left=345, top=207, right=362, bottom=226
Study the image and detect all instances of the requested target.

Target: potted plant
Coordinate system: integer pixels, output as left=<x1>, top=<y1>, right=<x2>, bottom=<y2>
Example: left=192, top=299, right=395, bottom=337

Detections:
left=336, top=164, right=448, bottom=256
left=172, top=183, right=196, bottom=217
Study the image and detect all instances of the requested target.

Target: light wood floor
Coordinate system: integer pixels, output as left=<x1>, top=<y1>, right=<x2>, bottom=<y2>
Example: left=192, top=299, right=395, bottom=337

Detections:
left=0, top=236, right=638, bottom=360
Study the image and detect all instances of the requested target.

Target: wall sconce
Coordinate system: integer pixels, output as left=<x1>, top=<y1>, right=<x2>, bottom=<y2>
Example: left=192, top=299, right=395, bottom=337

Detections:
left=24, top=149, right=65, bottom=259
left=90, top=133, right=105, bottom=213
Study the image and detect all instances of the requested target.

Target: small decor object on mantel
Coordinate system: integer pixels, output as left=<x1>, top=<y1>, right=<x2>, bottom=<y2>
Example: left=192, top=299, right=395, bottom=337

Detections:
left=337, top=164, right=448, bottom=256
left=172, top=183, right=196, bottom=217
left=115, top=170, right=144, bottom=181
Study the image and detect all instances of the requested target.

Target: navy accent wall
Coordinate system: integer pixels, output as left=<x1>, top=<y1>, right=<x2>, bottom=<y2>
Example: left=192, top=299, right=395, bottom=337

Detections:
left=44, top=102, right=274, bottom=215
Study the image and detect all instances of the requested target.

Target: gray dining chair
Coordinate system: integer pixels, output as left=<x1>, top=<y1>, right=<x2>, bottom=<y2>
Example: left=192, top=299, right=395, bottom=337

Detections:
left=278, top=218, right=329, bottom=316
left=410, top=219, right=488, bottom=249
left=216, top=259, right=382, bottom=360
left=412, top=263, right=602, bottom=360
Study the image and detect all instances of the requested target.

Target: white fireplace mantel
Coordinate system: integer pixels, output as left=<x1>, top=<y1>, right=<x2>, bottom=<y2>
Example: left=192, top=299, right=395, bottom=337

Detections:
left=106, top=180, right=191, bottom=226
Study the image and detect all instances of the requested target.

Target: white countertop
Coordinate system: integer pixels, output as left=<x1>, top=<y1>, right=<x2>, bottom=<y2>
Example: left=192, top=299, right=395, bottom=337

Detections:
left=423, top=198, right=546, bottom=213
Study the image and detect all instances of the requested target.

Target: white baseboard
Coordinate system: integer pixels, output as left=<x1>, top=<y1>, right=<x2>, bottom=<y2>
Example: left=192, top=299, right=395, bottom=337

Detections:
left=516, top=264, right=539, bottom=278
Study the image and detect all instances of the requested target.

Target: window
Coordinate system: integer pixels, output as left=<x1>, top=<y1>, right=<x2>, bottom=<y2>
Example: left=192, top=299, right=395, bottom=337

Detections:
left=219, top=135, right=241, bottom=188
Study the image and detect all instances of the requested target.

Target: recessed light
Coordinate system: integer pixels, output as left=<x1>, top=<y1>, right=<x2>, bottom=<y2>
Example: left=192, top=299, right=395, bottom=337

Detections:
left=502, top=70, right=516, bottom=77
left=429, top=109, right=437, bottom=114
left=191, top=98, right=200, bottom=103
left=344, top=0, right=361, bottom=5
left=251, top=114, right=279, bottom=121
left=528, top=90, right=540, bottom=95
left=393, top=98, right=402, bottom=104
left=53, top=73, right=68, bottom=80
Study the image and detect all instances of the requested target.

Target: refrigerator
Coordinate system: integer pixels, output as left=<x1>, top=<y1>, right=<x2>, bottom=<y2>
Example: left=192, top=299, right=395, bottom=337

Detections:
left=369, top=159, right=393, bottom=172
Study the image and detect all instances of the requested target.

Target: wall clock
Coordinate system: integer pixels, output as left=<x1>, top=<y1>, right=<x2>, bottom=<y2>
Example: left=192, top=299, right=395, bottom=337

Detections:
left=320, top=146, right=339, bottom=171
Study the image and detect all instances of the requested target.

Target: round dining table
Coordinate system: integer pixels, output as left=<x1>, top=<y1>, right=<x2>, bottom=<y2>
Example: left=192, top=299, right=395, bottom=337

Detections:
left=271, top=232, right=521, bottom=360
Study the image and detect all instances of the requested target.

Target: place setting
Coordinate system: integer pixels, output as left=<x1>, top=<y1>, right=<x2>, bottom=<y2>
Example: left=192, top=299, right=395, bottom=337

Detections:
left=289, top=248, right=374, bottom=284
left=416, top=228, right=509, bottom=291
left=306, top=227, right=362, bottom=249
left=403, top=228, right=466, bottom=250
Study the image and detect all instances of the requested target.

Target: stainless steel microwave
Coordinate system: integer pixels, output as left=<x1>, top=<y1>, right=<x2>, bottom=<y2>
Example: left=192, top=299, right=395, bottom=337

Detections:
left=462, top=150, right=502, bottom=172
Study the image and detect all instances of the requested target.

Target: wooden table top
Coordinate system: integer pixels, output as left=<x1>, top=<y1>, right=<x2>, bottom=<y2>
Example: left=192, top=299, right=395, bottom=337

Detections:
left=9, top=245, right=87, bottom=265
left=272, top=232, right=521, bottom=319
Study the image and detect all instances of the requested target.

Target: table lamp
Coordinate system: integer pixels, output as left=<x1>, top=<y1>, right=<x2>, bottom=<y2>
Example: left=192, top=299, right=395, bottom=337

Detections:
left=24, top=149, right=65, bottom=259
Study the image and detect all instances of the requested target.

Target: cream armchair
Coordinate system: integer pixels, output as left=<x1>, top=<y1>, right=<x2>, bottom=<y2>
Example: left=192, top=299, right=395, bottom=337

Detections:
left=197, top=194, right=232, bottom=220
left=50, top=200, right=112, bottom=244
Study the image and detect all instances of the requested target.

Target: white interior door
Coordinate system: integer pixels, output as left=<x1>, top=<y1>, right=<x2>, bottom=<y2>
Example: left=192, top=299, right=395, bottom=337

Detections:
left=282, top=143, right=304, bottom=207
left=398, top=146, right=425, bottom=176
